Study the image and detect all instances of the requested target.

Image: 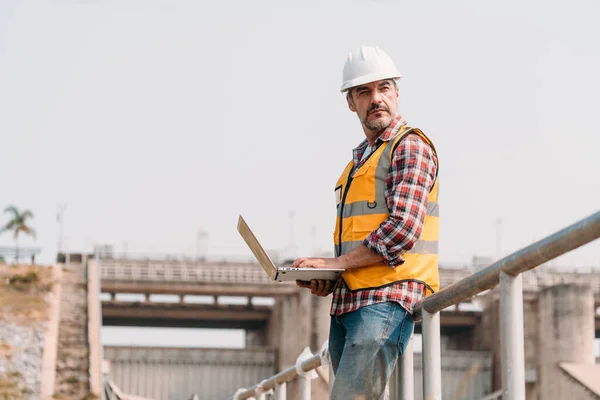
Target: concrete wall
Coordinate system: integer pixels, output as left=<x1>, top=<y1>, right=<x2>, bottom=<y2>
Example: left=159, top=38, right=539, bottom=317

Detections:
left=389, top=350, right=493, bottom=400
left=40, top=265, right=63, bottom=400
left=523, top=295, right=540, bottom=399
left=105, top=346, right=276, bottom=400
left=538, top=283, right=595, bottom=400
left=472, top=283, right=597, bottom=400
left=53, top=263, right=92, bottom=399
left=87, top=259, right=102, bottom=396
left=272, top=290, right=312, bottom=369
left=558, top=364, right=600, bottom=400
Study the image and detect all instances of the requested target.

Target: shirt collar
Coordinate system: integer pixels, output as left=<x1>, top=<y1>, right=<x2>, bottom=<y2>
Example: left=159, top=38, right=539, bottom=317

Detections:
left=353, top=115, right=407, bottom=163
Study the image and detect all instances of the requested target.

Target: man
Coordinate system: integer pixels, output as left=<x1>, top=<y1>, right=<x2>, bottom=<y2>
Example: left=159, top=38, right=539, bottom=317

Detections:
left=291, top=45, right=440, bottom=399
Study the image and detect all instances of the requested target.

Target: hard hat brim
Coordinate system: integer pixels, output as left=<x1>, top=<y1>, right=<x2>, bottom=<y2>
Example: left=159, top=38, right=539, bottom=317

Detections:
left=340, top=72, right=403, bottom=93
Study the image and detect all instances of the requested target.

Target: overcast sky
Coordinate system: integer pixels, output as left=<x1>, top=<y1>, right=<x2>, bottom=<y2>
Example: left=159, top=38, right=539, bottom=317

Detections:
left=1, top=1, right=599, bottom=352
left=1, top=0, right=599, bottom=268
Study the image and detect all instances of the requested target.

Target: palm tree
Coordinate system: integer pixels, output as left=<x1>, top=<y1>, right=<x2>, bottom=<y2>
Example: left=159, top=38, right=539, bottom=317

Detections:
left=1, top=205, right=36, bottom=262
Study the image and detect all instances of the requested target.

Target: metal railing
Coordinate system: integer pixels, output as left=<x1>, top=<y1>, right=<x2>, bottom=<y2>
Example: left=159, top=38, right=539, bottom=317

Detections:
left=103, top=377, right=154, bottom=400
left=230, top=209, right=600, bottom=400
left=232, top=344, right=332, bottom=400
left=100, top=259, right=272, bottom=284
left=479, top=390, right=503, bottom=400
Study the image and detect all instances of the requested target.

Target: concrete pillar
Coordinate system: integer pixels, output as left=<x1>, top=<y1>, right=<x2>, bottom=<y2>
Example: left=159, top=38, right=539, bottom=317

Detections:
left=310, top=296, right=333, bottom=400
left=274, top=290, right=312, bottom=368
left=538, top=283, right=595, bottom=400
left=266, top=291, right=332, bottom=400
left=311, top=296, right=331, bottom=351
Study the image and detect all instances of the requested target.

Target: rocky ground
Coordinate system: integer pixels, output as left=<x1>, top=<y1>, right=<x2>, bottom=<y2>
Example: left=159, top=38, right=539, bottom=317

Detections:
left=0, top=264, right=53, bottom=400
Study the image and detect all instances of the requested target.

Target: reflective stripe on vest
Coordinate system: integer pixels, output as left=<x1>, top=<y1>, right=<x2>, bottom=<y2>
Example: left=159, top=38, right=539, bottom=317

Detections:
left=333, top=126, right=440, bottom=294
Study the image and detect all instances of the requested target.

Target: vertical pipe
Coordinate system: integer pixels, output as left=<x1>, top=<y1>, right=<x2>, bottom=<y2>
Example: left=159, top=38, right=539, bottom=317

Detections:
left=422, top=310, right=442, bottom=400
left=297, top=377, right=311, bottom=400
left=274, top=382, right=286, bottom=400
left=500, top=271, right=526, bottom=400
left=398, top=334, right=414, bottom=400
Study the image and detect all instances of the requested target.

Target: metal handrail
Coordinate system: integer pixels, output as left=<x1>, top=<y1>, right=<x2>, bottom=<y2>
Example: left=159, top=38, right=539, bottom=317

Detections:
left=415, top=210, right=600, bottom=317
left=232, top=346, right=330, bottom=400
left=480, top=390, right=503, bottom=400
left=415, top=210, right=600, bottom=400
left=103, top=377, right=154, bottom=400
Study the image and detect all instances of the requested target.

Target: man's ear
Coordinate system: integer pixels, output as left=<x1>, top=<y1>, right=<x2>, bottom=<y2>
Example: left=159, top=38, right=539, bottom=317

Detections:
left=346, top=93, right=356, bottom=112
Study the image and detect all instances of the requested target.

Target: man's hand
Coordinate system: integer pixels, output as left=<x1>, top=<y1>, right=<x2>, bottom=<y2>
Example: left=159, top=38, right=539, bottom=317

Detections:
left=291, top=257, right=343, bottom=296
left=290, top=257, right=344, bottom=269
left=296, top=279, right=336, bottom=296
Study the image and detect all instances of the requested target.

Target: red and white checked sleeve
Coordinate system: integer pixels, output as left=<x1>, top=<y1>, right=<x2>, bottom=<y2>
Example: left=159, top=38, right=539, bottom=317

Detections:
left=363, top=134, right=438, bottom=267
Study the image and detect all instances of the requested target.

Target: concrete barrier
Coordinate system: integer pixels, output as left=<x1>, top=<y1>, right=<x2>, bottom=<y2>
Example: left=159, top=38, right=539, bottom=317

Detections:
left=39, top=264, right=63, bottom=399
left=88, top=259, right=103, bottom=396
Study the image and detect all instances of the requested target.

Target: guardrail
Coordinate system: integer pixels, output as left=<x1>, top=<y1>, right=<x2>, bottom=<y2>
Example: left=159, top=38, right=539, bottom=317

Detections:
left=230, top=209, right=600, bottom=400
left=232, top=344, right=331, bottom=400
left=412, top=210, right=600, bottom=400
left=103, top=377, right=154, bottom=400
left=100, top=260, right=272, bottom=284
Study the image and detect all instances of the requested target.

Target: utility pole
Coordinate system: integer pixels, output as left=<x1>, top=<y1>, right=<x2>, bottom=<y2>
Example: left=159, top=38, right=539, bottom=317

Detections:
left=288, top=211, right=296, bottom=259
left=196, top=229, right=209, bottom=261
left=57, top=203, right=67, bottom=255
left=496, top=217, right=503, bottom=261
left=310, top=224, right=317, bottom=255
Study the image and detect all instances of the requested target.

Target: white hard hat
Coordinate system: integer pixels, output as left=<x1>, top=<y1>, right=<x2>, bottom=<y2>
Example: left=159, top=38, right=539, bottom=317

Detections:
left=340, top=45, right=403, bottom=93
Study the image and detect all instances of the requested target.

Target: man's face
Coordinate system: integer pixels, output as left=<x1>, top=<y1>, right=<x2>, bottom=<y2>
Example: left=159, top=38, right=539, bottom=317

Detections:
left=346, top=79, right=399, bottom=132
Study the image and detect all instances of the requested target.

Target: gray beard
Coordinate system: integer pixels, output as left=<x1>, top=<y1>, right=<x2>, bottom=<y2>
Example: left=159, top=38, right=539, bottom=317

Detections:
left=363, top=115, right=393, bottom=132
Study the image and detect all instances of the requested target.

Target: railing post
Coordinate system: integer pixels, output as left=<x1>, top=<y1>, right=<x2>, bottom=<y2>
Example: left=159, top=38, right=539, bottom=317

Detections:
left=274, top=382, right=286, bottom=400
left=297, top=376, right=311, bottom=400
left=422, top=310, right=442, bottom=400
left=500, top=271, right=526, bottom=400
left=398, top=333, right=414, bottom=400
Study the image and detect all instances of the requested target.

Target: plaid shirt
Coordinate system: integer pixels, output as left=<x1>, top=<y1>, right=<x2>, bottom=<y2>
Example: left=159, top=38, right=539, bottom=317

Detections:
left=330, top=116, right=439, bottom=316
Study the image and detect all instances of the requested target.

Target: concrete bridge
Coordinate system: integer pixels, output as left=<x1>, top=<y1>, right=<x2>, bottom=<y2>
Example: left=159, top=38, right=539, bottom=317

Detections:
left=99, top=258, right=600, bottom=335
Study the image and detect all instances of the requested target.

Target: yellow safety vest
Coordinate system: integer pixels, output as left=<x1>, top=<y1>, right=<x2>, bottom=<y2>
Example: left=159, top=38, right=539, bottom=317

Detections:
left=333, top=126, right=440, bottom=294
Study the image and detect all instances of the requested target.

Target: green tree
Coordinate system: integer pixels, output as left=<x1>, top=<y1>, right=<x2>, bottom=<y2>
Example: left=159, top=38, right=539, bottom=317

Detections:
left=0, top=205, right=36, bottom=263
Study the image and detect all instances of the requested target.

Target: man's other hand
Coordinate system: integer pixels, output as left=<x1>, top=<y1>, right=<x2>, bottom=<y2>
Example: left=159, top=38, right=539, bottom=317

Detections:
left=296, top=279, right=336, bottom=296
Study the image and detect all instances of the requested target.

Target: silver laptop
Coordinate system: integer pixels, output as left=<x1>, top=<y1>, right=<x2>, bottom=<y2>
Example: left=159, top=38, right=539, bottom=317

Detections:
left=237, top=215, right=344, bottom=282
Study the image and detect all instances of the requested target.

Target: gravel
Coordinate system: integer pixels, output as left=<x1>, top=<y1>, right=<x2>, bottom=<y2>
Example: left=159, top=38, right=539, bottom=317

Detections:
left=0, top=319, right=46, bottom=400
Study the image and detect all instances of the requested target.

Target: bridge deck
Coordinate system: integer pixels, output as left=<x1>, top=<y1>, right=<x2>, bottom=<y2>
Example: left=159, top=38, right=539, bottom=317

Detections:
left=99, top=259, right=600, bottom=333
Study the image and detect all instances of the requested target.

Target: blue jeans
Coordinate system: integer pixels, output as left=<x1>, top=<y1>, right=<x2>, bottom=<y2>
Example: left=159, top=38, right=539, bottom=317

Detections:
left=328, top=302, right=415, bottom=400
